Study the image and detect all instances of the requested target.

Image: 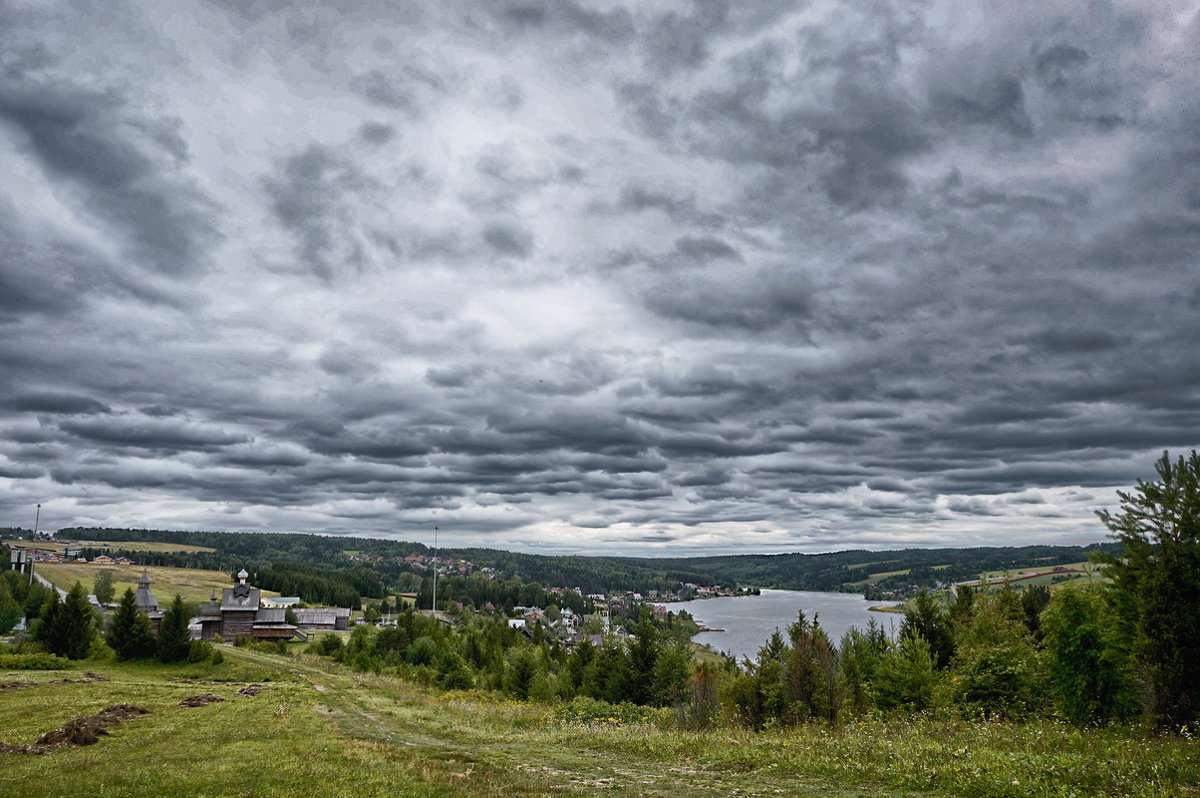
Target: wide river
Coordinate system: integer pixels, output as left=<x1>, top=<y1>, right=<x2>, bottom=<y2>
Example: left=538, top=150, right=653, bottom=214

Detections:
left=670, top=589, right=901, bottom=662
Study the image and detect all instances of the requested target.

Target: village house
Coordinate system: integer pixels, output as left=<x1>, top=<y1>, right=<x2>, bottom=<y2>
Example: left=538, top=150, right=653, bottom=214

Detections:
left=292, top=607, right=351, bottom=633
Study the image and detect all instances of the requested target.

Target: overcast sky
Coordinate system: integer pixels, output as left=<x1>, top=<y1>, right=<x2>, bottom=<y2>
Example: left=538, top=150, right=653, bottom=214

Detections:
left=1, top=0, right=1198, bottom=556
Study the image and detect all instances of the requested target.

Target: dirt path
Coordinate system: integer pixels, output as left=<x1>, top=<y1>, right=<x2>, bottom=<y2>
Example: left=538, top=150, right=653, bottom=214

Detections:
left=222, top=647, right=893, bottom=798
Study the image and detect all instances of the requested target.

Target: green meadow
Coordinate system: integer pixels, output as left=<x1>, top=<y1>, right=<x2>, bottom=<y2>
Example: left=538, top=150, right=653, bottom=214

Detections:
left=2, top=646, right=1195, bottom=798
left=36, top=563, right=277, bottom=605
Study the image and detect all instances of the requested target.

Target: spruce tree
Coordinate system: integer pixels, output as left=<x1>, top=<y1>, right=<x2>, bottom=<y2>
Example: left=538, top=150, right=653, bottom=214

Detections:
left=107, top=588, right=155, bottom=660
left=60, top=582, right=96, bottom=660
left=36, top=583, right=94, bottom=660
left=156, top=595, right=192, bottom=664
left=34, top=595, right=64, bottom=654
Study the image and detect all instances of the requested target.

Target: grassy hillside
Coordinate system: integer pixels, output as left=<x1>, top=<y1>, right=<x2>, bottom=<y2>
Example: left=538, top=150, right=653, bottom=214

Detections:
left=35, top=563, right=278, bottom=604
left=5, top=538, right=215, bottom=554
left=1, top=648, right=1195, bottom=798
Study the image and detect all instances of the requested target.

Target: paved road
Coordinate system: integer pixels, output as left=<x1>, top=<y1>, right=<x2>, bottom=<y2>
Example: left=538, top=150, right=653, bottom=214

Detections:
left=32, top=569, right=67, bottom=599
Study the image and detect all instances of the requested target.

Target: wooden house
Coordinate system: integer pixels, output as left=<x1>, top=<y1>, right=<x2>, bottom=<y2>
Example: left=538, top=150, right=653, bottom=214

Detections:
left=194, top=569, right=299, bottom=642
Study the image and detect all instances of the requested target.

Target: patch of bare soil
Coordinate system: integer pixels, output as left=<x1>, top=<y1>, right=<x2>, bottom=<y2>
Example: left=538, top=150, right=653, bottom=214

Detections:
left=0, top=704, right=150, bottom=754
left=0, top=672, right=109, bottom=692
left=178, top=693, right=226, bottom=707
left=235, top=683, right=267, bottom=697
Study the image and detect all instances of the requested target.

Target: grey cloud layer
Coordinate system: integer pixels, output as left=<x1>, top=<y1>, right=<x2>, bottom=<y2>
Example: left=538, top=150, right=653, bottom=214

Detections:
left=1, top=0, right=1197, bottom=553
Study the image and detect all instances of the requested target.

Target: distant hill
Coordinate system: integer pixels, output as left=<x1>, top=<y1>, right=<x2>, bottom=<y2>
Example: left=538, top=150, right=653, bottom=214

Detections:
left=16, top=527, right=1120, bottom=600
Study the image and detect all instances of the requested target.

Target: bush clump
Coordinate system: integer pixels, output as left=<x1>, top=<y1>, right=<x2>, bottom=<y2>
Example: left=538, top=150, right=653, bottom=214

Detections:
left=555, top=696, right=664, bottom=726
left=0, top=652, right=72, bottom=670
left=187, top=640, right=215, bottom=663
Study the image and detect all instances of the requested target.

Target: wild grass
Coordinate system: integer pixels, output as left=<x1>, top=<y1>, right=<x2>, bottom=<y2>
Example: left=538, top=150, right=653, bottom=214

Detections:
left=2, top=648, right=1196, bottom=798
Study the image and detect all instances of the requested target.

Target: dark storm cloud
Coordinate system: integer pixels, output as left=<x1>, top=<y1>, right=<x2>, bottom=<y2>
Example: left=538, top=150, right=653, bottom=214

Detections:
left=487, top=0, right=635, bottom=43
left=264, top=145, right=372, bottom=280
left=482, top=222, right=535, bottom=258
left=56, top=415, right=249, bottom=452
left=3, top=0, right=1198, bottom=552
left=0, top=76, right=216, bottom=277
left=8, top=393, right=111, bottom=416
left=643, top=270, right=813, bottom=333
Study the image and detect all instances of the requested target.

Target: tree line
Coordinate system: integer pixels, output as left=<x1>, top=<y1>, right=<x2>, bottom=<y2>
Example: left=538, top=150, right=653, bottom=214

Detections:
left=26, top=582, right=216, bottom=666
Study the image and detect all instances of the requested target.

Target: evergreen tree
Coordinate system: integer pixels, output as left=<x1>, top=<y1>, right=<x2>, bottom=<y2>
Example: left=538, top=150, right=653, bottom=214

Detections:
left=1097, top=450, right=1200, bottom=730
left=900, top=591, right=955, bottom=669
left=0, top=579, right=22, bottom=635
left=504, top=648, right=539, bottom=699
left=838, top=621, right=889, bottom=716
left=34, top=595, right=64, bottom=654
left=950, top=594, right=1045, bottom=719
left=651, top=643, right=691, bottom=706
left=565, top=639, right=596, bottom=692
left=873, top=631, right=936, bottom=712
left=156, top=595, right=192, bottom=664
left=783, top=612, right=838, bottom=722
left=35, top=583, right=94, bottom=660
left=106, top=587, right=155, bottom=660
left=22, top=582, right=53, bottom=622
left=60, top=582, right=96, bottom=660
left=626, top=614, right=659, bottom=705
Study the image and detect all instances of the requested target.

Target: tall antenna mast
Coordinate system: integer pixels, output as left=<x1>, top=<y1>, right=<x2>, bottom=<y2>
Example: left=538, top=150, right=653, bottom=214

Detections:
left=431, top=523, right=439, bottom=614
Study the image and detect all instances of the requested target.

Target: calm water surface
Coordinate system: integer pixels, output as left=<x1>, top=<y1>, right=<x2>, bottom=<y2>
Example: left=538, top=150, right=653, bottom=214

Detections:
left=670, top=589, right=901, bottom=662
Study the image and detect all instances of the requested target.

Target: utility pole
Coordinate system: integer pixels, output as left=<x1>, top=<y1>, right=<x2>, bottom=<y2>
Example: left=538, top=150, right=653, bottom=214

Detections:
left=431, top=524, right=439, bottom=615
left=30, top=504, right=40, bottom=586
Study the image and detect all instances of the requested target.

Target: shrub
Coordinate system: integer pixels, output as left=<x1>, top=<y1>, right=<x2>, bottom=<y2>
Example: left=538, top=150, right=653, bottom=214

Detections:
left=188, top=640, right=215, bottom=663
left=555, top=696, right=663, bottom=726
left=210, top=648, right=224, bottom=665
left=312, top=633, right=344, bottom=657
left=0, top=652, right=72, bottom=670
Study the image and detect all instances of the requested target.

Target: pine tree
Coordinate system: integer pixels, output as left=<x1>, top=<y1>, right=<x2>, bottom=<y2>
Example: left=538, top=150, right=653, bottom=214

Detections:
left=1096, top=450, right=1200, bottom=730
left=156, top=595, right=192, bottom=664
left=107, top=588, right=155, bottom=660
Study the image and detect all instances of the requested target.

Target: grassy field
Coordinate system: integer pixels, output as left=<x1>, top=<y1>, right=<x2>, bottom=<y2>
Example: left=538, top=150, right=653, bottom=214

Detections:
left=35, top=563, right=277, bottom=604
left=1, top=648, right=1196, bottom=798
left=4, top=538, right=215, bottom=554
left=966, top=562, right=1102, bottom=590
